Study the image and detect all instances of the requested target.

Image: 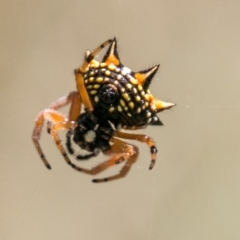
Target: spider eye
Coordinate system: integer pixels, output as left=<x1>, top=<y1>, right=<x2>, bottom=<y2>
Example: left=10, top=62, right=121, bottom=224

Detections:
left=98, top=84, right=119, bottom=104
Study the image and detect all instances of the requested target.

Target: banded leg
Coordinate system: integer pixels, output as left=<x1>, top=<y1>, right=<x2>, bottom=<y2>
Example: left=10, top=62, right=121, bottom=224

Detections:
left=67, top=152, right=125, bottom=177
left=32, top=109, right=77, bottom=169
left=62, top=137, right=136, bottom=182
left=46, top=91, right=81, bottom=133
left=75, top=39, right=113, bottom=111
left=113, top=131, right=157, bottom=170
left=49, top=91, right=81, bottom=121
left=92, top=138, right=138, bottom=183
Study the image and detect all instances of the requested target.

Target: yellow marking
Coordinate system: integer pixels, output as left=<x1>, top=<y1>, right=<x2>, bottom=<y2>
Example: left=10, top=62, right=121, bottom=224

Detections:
left=134, top=73, right=145, bottom=84
left=146, top=111, right=151, bottom=118
left=93, top=84, right=100, bottom=89
left=121, top=70, right=126, bottom=76
left=85, top=67, right=89, bottom=72
left=121, top=67, right=131, bottom=75
left=115, top=67, right=120, bottom=73
left=128, top=102, right=134, bottom=109
left=136, top=107, right=141, bottom=113
left=117, top=105, right=123, bottom=112
left=145, top=94, right=150, bottom=101
left=124, top=106, right=128, bottom=111
left=96, top=77, right=103, bottom=83
left=86, top=85, right=93, bottom=89
left=120, top=87, right=125, bottom=92
left=105, top=70, right=111, bottom=76
left=127, top=113, right=132, bottom=117
left=138, top=85, right=143, bottom=91
left=147, top=89, right=151, bottom=94
left=90, top=90, right=97, bottom=95
left=108, top=64, right=116, bottom=71
left=90, top=71, right=94, bottom=76
left=126, top=83, right=132, bottom=89
left=122, top=93, right=130, bottom=101
left=117, top=74, right=122, bottom=80
left=89, top=77, right=94, bottom=82
left=91, top=61, right=100, bottom=68
left=145, top=102, right=149, bottom=107
left=104, top=77, right=110, bottom=82
left=94, top=96, right=99, bottom=103
left=100, top=63, right=107, bottom=67
left=151, top=104, right=156, bottom=111
left=84, top=80, right=88, bottom=84
left=129, top=76, right=138, bottom=85
left=132, top=87, right=137, bottom=94
left=141, top=91, right=145, bottom=97
left=120, top=99, right=126, bottom=106
left=135, top=96, right=141, bottom=102
left=147, top=118, right=152, bottom=123
left=89, top=59, right=98, bottom=66
left=142, top=105, right=146, bottom=110
left=108, top=107, right=115, bottom=112
left=114, top=80, right=119, bottom=85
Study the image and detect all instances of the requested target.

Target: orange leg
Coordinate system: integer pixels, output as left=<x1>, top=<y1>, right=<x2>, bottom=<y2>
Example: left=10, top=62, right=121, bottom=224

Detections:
left=72, top=153, right=126, bottom=178
left=46, top=91, right=81, bottom=133
left=49, top=91, right=81, bottom=121
left=52, top=136, right=137, bottom=183
left=75, top=39, right=112, bottom=111
left=92, top=138, right=138, bottom=183
left=113, top=131, right=157, bottom=170
left=32, top=109, right=77, bottom=169
left=33, top=90, right=82, bottom=167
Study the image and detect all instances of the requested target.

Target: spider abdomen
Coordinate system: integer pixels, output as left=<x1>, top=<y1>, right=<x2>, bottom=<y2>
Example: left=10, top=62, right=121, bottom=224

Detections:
left=84, top=65, right=162, bottom=127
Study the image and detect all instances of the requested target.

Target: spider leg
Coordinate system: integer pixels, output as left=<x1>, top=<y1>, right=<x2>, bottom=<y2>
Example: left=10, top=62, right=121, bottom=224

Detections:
left=75, top=39, right=113, bottom=111
left=46, top=91, right=81, bottom=133
left=33, top=91, right=82, bottom=167
left=76, top=150, right=100, bottom=160
left=113, top=131, right=158, bottom=170
left=92, top=138, right=138, bottom=183
left=49, top=91, right=81, bottom=121
left=32, top=109, right=77, bottom=169
left=55, top=136, right=135, bottom=181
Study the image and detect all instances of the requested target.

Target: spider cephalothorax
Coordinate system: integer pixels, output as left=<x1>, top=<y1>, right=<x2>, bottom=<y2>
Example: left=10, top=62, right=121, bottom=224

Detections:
left=32, top=38, right=175, bottom=183
left=66, top=111, right=114, bottom=159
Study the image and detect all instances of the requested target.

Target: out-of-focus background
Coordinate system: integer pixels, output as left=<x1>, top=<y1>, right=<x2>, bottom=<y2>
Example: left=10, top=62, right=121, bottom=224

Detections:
left=1, top=0, right=240, bottom=239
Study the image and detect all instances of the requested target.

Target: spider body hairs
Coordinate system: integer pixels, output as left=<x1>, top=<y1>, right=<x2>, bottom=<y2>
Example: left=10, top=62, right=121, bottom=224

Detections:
left=32, top=38, right=175, bottom=183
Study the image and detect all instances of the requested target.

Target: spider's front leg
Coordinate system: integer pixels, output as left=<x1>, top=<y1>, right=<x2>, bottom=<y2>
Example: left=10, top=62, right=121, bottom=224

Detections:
left=74, top=38, right=113, bottom=112
left=32, top=109, right=77, bottom=169
left=113, top=131, right=158, bottom=170
left=33, top=91, right=83, bottom=168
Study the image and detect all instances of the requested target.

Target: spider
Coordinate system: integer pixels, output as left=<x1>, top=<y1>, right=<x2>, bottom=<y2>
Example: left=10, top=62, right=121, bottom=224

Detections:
left=32, top=38, right=175, bottom=183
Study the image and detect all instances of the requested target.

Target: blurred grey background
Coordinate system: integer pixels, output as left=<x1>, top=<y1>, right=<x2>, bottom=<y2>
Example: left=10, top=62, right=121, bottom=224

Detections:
left=1, top=0, right=240, bottom=239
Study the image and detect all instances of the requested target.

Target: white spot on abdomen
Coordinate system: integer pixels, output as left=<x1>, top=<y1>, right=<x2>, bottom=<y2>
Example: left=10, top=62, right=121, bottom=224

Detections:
left=84, top=130, right=96, bottom=142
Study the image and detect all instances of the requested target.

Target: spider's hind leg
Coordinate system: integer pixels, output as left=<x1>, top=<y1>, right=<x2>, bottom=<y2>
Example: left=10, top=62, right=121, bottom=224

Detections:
left=92, top=137, right=139, bottom=183
left=113, top=131, right=158, bottom=170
